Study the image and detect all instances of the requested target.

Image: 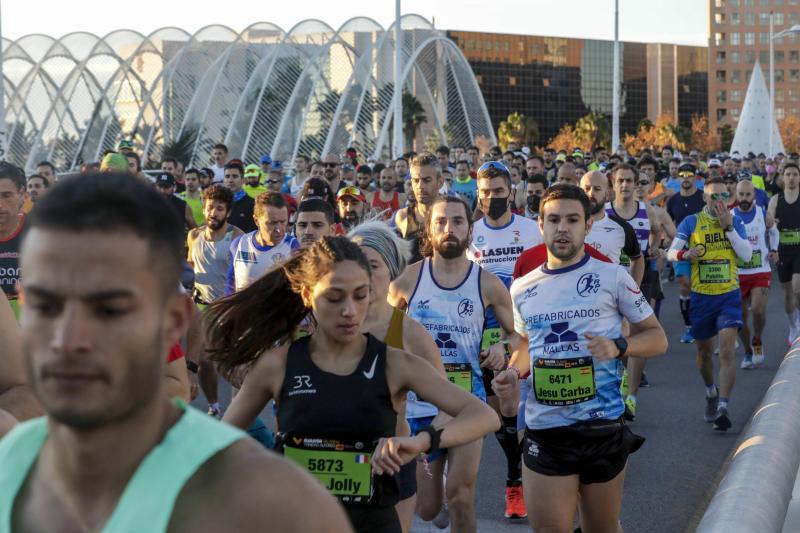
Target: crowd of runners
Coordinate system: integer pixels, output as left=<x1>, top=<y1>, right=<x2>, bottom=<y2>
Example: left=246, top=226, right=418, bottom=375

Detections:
left=0, top=139, right=798, bottom=533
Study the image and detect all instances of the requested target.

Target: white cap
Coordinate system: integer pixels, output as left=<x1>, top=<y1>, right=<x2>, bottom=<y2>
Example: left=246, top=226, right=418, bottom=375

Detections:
left=708, top=158, right=722, bottom=167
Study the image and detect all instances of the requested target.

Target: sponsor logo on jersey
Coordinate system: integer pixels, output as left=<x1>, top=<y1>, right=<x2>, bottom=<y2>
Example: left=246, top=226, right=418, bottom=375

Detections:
left=543, top=322, right=580, bottom=353
left=271, top=252, right=285, bottom=264
left=288, top=374, right=317, bottom=396
left=457, top=298, right=474, bottom=317
left=236, top=250, right=259, bottom=263
left=626, top=285, right=641, bottom=295
left=523, top=285, right=539, bottom=299
left=524, top=308, right=601, bottom=328
left=417, top=299, right=430, bottom=310
left=576, top=273, right=600, bottom=297
left=476, top=235, right=486, bottom=245
left=435, top=332, right=460, bottom=358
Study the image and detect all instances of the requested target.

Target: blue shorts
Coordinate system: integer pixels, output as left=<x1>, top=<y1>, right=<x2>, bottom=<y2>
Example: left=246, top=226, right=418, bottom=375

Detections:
left=674, top=260, right=691, bottom=278
left=689, top=290, right=743, bottom=341
left=246, top=418, right=275, bottom=449
left=408, top=415, right=446, bottom=462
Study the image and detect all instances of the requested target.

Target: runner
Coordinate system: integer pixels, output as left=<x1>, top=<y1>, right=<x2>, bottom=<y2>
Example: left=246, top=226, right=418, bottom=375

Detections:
left=226, top=192, right=298, bottom=294
left=178, top=168, right=205, bottom=227
left=452, top=160, right=478, bottom=209
left=337, top=186, right=368, bottom=232
left=288, top=155, right=311, bottom=198
left=295, top=198, right=336, bottom=248
left=186, top=185, right=243, bottom=416
left=666, top=163, right=706, bottom=344
left=368, top=167, right=406, bottom=221
left=155, top=173, right=197, bottom=230
left=1, top=172, right=349, bottom=533
left=465, top=161, right=543, bottom=520
left=768, top=162, right=800, bottom=344
left=243, top=164, right=267, bottom=199
left=390, top=195, right=522, bottom=532
left=0, top=283, right=39, bottom=425
left=350, top=222, right=446, bottom=533
left=394, top=153, right=443, bottom=262
left=223, top=161, right=257, bottom=233
left=734, top=180, right=778, bottom=368
left=209, top=235, right=499, bottom=533
left=493, top=183, right=666, bottom=533
left=25, top=175, right=48, bottom=207
left=0, top=163, right=27, bottom=320
left=667, top=177, right=753, bottom=431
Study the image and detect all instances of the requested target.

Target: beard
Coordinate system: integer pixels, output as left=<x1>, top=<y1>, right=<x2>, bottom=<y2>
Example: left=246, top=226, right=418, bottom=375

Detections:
left=590, top=199, right=605, bottom=215
left=206, top=217, right=225, bottom=230
left=547, top=237, right=581, bottom=261
left=738, top=200, right=752, bottom=211
left=434, top=235, right=469, bottom=259
left=681, top=180, right=694, bottom=189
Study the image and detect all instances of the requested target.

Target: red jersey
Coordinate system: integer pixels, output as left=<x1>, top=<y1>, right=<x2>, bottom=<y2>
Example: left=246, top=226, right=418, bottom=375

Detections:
left=371, top=191, right=400, bottom=220
left=513, top=243, right=612, bottom=280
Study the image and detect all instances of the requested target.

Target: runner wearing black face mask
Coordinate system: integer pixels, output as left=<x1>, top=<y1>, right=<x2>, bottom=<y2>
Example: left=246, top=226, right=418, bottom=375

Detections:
left=466, top=161, right=544, bottom=520
left=524, top=174, right=548, bottom=220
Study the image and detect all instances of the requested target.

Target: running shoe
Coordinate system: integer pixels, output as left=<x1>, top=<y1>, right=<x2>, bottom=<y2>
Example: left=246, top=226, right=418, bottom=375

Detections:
left=432, top=504, right=450, bottom=529
left=640, top=372, right=650, bottom=388
left=741, top=353, right=754, bottom=370
left=207, top=406, right=221, bottom=418
left=704, top=390, right=719, bottom=423
left=504, top=482, right=527, bottom=519
left=624, top=396, right=637, bottom=421
left=680, top=327, right=694, bottom=344
left=713, top=406, right=732, bottom=431
left=753, top=343, right=765, bottom=366
left=620, top=368, right=629, bottom=397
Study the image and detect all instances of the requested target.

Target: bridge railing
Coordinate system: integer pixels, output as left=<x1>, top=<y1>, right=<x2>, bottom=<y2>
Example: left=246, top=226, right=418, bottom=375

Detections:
left=697, top=339, right=800, bottom=533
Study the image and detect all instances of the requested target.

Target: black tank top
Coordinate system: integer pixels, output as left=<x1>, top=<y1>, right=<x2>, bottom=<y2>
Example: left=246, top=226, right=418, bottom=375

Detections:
left=277, top=334, right=399, bottom=506
left=0, top=218, right=25, bottom=300
left=776, top=193, right=800, bottom=251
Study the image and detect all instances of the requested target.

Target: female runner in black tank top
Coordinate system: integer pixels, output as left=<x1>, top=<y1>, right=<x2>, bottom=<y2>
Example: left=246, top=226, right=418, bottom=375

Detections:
left=206, top=237, right=498, bottom=533
left=349, top=222, right=446, bottom=533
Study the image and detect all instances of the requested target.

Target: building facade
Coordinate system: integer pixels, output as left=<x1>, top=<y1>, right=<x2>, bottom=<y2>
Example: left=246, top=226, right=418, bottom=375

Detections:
left=708, top=0, right=800, bottom=135
left=447, top=30, right=708, bottom=144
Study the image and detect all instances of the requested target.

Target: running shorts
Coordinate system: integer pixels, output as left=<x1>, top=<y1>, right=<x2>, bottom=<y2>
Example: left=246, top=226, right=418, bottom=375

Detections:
left=640, top=268, right=663, bottom=303
left=345, top=506, right=402, bottom=533
left=396, top=461, right=417, bottom=501
left=674, top=260, right=691, bottom=278
left=482, top=368, right=495, bottom=398
left=689, top=290, right=743, bottom=341
left=777, top=252, right=800, bottom=283
left=408, top=415, right=446, bottom=462
left=522, top=419, right=644, bottom=485
left=739, top=272, right=772, bottom=300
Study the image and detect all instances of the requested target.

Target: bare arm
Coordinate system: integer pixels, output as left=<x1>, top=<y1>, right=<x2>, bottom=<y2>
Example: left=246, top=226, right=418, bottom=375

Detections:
left=222, top=346, right=286, bottom=429
left=164, top=357, right=191, bottom=402
left=630, top=255, right=645, bottom=286
left=186, top=229, right=198, bottom=268
left=0, top=296, right=41, bottom=420
left=185, top=205, right=197, bottom=229
left=402, top=315, right=446, bottom=377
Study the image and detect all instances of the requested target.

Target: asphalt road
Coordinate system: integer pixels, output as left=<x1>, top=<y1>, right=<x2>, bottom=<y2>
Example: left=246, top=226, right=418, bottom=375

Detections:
left=194, top=273, right=789, bottom=533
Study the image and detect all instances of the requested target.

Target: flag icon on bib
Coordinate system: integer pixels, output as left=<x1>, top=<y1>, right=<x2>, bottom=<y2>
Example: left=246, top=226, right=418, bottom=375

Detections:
left=355, top=454, right=370, bottom=464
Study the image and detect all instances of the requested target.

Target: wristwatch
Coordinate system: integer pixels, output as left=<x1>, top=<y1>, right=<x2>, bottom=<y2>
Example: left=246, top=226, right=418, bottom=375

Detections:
left=186, top=360, right=199, bottom=374
left=613, top=337, right=628, bottom=358
left=723, top=224, right=734, bottom=233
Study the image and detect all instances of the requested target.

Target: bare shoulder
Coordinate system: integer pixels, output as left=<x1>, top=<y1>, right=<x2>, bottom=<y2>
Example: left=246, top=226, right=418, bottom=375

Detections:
left=480, top=268, right=506, bottom=299
left=187, top=227, right=201, bottom=241
left=391, top=261, right=422, bottom=298
left=170, top=439, right=352, bottom=533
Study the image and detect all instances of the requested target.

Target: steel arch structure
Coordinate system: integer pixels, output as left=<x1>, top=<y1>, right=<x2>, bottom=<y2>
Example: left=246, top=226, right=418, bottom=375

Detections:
left=3, top=15, right=496, bottom=173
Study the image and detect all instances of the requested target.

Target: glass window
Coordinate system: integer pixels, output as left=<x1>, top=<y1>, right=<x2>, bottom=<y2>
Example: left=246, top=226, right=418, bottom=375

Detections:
left=732, top=70, right=742, bottom=83
left=715, top=13, right=726, bottom=24
left=731, top=12, right=740, bottom=25
left=731, top=89, right=742, bottom=102
left=716, top=32, right=726, bottom=46
left=760, top=13, right=769, bottom=25
left=777, top=108, right=785, bottom=120
left=746, top=50, right=756, bottom=64
left=717, top=90, right=727, bottom=103
left=715, top=0, right=725, bottom=5
left=732, top=108, right=740, bottom=121
left=717, top=51, right=727, bottom=64
left=731, top=51, right=740, bottom=64
left=789, top=89, right=798, bottom=101
left=760, top=50, right=770, bottom=64
left=791, top=70, right=800, bottom=82
left=745, top=13, right=755, bottom=25
left=776, top=69, right=785, bottom=82
left=746, top=69, right=753, bottom=82
left=776, top=51, right=785, bottom=64
left=744, top=0, right=754, bottom=6
left=777, top=88, right=786, bottom=101
left=745, top=32, right=755, bottom=45
left=760, top=0, right=769, bottom=5
left=717, top=108, right=728, bottom=121
left=775, top=12, right=784, bottom=24
left=790, top=13, right=799, bottom=25
left=717, top=70, right=727, bottom=82
left=792, top=51, right=800, bottom=64
left=760, top=33, right=769, bottom=45
left=730, top=32, right=741, bottom=45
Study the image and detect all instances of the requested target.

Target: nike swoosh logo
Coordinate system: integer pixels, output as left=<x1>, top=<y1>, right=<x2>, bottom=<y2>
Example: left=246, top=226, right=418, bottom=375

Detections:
left=363, top=354, right=379, bottom=380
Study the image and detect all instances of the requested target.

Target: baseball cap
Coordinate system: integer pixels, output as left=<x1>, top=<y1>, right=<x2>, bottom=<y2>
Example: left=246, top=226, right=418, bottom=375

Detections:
left=260, top=155, right=272, bottom=165
left=270, top=161, right=284, bottom=172
left=555, top=153, right=567, bottom=163
left=200, top=167, right=214, bottom=179
left=117, top=139, right=134, bottom=151
left=723, top=172, right=738, bottom=183
left=155, top=172, right=175, bottom=187
left=342, top=163, right=354, bottom=172
left=738, top=169, right=752, bottom=180
left=100, top=152, right=129, bottom=172
left=572, top=149, right=584, bottom=158
left=336, top=186, right=366, bottom=203
left=244, top=164, right=261, bottom=178
left=708, top=158, right=722, bottom=168
left=346, top=147, right=357, bottom=157
left=677, top=163, right=696, bottom=175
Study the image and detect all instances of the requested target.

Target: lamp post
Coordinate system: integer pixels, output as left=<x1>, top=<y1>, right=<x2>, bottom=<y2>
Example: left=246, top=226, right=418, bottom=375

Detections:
left=611, top=0, right=620, bottom=152
left=392, top=0, right=403, bottom=158
left=0, top=0, right=6, bottom=161
left=770, top=22, right=800, bottom=156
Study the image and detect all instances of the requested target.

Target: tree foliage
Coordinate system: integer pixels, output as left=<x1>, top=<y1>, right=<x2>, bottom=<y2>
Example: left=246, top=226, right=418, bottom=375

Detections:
left=622, top=114, right=686, bottom=154
left=779, top=116, right=800, bottom=154
left=497, top=112, right=539, bottom=150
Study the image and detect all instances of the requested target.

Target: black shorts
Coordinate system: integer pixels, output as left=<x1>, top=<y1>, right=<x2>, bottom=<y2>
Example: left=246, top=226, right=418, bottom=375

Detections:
left=640, top=268, right=663, bottom=303
left=777, top=251, right=800, bottom=283
left=395, top=460, right=417, bottom=501
left=522, top=419, right=644, bottom=485
left=345, top=506, right=402, bottom=533
left=482, top=368, right=495, bottom=397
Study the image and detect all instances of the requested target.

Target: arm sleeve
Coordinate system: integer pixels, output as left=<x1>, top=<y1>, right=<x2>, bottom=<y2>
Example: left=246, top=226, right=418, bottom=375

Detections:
left=769, top=223, right=780, bottom=251
left=616, top=268, right=654, bottom=324
left=667, top=217, right=692, bottom=261
left=727, top=216, right=752, bottom=262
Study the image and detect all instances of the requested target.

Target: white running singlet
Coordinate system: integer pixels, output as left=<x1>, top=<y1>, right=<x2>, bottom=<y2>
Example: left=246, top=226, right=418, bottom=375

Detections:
left=227, top=232, right=299, bottom=293
left=511, top=254, right=653, bottom=430
left=406, top=259, right=486, bottom=419
left=467, top=214, right=543, bottom=287
left=732, top=206, right=771, bottom=275
left=585, top=212, right=641, bottom=266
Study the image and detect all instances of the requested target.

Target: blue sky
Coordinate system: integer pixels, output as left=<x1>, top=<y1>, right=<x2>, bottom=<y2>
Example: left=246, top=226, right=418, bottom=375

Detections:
left=4, top=0, right=708, bottom=45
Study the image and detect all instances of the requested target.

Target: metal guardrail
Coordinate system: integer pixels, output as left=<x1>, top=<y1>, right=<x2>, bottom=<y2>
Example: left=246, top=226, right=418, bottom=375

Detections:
left=697, top=339, right=800, bottom=533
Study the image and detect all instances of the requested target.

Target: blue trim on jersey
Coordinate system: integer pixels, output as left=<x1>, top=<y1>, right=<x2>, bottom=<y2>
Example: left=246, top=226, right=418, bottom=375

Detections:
left=541, top=251, right=590, bottom=275
left=429, top=260, right=475, bottom=292
left=482, top=213, right=516, bottom=231
left=407, top=261, right=425, bottom=308
left=477, top=266, right=486, bottom=326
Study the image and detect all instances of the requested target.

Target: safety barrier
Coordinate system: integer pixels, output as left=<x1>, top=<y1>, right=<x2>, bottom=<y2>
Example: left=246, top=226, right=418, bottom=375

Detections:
left=697, top=339, right=800, bottom=532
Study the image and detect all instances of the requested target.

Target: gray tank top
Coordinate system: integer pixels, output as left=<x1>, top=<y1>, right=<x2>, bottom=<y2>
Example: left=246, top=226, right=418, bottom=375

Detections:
left=191, top=227, right=236, bottom=303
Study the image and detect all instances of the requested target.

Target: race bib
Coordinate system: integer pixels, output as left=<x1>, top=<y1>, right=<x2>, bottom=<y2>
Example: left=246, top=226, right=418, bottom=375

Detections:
left=533, top=357, right=596, bottom=406
left=698, top=259, right=732, bottom=284
left=780, top=230, right=800, bottom=246
left=619, top=252, right=631, bottom=267
left=444, top=363, right=473, bottom=392
left=283, top=437, right=373, bottom=503
left=737, top=250, right=762, bottom=270
left=481, top=328, right=502, bottom=350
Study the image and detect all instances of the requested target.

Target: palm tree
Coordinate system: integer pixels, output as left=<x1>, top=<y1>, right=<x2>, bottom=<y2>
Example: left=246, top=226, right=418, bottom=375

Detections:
left=156, top=127, right=198, bottom=169
left=497, top=112, right=539, bottom=150
left=402, top=91, right=427, bottom=152
left=575, top=112, right=610, bottom=151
